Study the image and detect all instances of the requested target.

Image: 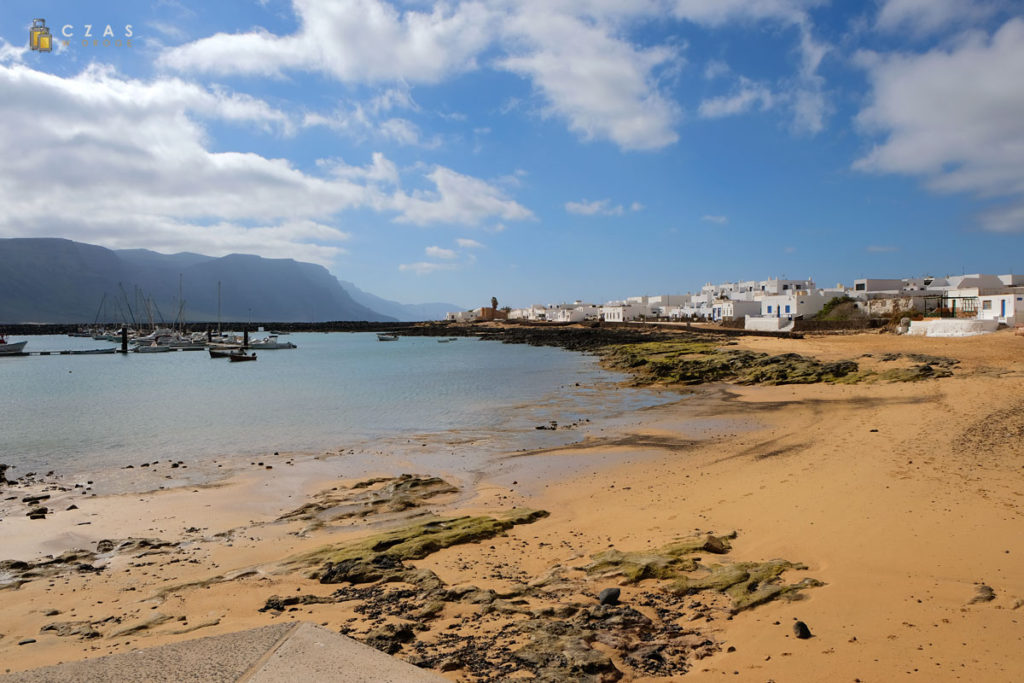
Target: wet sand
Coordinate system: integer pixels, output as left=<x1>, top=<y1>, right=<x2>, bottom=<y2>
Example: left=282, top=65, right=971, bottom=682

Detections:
left=2, top=329, right=1024, bottom=680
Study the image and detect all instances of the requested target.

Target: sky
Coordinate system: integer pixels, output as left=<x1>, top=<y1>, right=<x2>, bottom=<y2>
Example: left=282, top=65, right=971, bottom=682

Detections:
left=1, top=1, right=1023, bottom=309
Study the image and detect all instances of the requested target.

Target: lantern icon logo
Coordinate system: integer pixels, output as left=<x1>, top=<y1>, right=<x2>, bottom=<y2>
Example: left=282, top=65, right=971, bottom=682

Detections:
left=30, top=18, right=53, bottom=52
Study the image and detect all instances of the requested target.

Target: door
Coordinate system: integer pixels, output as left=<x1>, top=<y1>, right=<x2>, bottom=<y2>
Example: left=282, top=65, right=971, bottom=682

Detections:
left=1001, top=299, right=1006, bottom=318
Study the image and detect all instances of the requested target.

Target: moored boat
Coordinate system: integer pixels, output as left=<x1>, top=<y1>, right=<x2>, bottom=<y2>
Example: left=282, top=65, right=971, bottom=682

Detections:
left=249, top=335, right=297, bottom=349
left=0, top=335, right=27, bottom=355
left=228, top=352, right=257, bottom=362
left=376, top=333, right=399, bottom=342
left=134, top=343, right=173, bottom=353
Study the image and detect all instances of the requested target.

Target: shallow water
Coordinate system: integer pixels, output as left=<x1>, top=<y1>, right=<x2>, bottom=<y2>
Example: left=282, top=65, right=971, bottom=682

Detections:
left=0, top=333, right=669, bottom=481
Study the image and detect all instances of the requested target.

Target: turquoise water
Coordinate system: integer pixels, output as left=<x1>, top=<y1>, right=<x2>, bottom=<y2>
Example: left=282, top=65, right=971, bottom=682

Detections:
left=0, top=333, right=665, bottom=478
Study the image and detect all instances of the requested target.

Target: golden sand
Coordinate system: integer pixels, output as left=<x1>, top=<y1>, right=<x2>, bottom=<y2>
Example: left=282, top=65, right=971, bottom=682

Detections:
left=2, top=329, right=1023, bottom=681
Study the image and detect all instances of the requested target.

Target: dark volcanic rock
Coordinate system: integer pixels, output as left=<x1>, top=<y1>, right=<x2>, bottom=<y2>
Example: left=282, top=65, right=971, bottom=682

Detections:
left=598, top=588, right=621, bottom=605
left=968, top=584, right=996, bottom=604
left=793, top=621, right=812, bottom=639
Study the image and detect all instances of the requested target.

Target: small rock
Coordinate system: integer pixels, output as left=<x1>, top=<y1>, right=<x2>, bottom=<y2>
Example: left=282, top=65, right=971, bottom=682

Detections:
left=18, top=639, right=36, bottom=646
left=598, top=587, right=621, bottom=605
left=968, top=584, right=996, bottom=604
left=793, top=621, right=812, bottom=639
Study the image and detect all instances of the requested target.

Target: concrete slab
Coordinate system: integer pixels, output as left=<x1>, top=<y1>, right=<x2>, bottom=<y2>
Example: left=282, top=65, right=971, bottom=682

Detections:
left=244, top=623, right=445, bottom=683
left=0, top=623, right=445, bottom=683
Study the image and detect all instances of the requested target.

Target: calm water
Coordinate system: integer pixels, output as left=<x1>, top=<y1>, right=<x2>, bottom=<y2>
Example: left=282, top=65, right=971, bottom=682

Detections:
left=0, top=333, right=666, bottom=479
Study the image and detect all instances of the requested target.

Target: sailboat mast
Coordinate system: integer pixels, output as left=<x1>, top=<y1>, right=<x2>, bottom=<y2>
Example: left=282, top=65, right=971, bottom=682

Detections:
left=217, top=280, right=222, bottom=335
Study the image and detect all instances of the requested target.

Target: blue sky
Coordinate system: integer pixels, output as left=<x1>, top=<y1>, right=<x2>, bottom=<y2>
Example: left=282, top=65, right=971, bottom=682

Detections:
left=1, top=1, right=1022, bottom=309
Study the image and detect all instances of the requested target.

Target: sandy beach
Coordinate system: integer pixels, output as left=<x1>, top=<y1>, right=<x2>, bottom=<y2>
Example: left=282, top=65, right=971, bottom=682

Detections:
left=2, top=327, right=1024, bottom=681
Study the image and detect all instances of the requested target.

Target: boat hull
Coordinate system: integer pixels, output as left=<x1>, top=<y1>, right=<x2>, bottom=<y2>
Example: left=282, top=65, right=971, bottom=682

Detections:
left=0, top=341, right=28, bottom=355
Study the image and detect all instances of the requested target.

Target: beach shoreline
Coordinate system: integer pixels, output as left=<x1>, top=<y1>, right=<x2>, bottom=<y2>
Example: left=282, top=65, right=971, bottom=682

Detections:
left=2, top=327, right=1024, bottom=680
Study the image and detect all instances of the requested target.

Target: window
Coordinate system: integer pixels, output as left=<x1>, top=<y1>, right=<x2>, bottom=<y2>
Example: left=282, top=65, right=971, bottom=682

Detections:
left=855, top=283, right=866, bottom=291
left=783, top=284, right=789, bottom=290
left=785, top=305, right=791, bottom=313
left=767, top=305, right=773, bottom=313
left=982, top=300, right=992, bottom=310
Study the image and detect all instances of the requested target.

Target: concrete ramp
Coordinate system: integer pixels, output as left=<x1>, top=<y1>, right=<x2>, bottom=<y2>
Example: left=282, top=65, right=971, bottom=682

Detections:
left=0, top=623, right=445, bottom=683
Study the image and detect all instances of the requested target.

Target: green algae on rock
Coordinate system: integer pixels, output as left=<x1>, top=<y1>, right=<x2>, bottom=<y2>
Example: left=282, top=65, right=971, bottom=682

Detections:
left=602, top=340, right=961, bottom=386
left=294, top=509, right=549, bottom=575
left=585, top=532, right=822, bottom=614
left=603, top=342, right=859, bottom=386
left=585, top=532, right=734, bottom=583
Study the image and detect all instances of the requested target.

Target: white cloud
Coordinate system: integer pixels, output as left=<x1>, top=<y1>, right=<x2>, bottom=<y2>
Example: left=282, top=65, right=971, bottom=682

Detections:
left=704, top=59, right=730, bottom=79
left=456, top=238, right=484, bottom=248
left=391, top=166, right=534, bottom=227
left=0, top=61, right=531, bottom=263
left=875, top=0, right=1000, bottom=37
left=0, top=38, right=26, bottom=64
left=701, top=214, right=728, bottom=224
left=398, top=261, right=457, bottom=275
left=565, top=199, right=625, bottom=216
left=630, top=202, right=645, bottom=212
left=499, top=6, right=681, bottom=151
left=304, top=102, right=438, bottom=147
left=425, top=245, right=457, bottom=259
left=160, top=0, right=831, bottom=150
left=320, top=152, right=400, bottom=185
left=698, top=77, right=774, bottom=118
left=160, top=0, right=496, bottom=84
left=670, top=0, right=829, bottom=134
left=854, top=18, right=1024, bottom=232
left=668, top=0, right=818, bottom=26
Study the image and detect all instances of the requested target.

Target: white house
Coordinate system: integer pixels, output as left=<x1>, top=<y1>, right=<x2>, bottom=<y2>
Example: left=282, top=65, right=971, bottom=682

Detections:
left=445, top=310, right=476, bottom=322
left=851, top=278, right=903, bottom=296
left=601, top=302, right=647, bottom=322
left=978, top=292, right=1023, bottom=326
left=546, top=302, right=600, bottom=323
left=760, top=290, right=831, bottom=319
left=713, top=299, right=761, bottom=321
left=758, top=278, right=816, bottom=295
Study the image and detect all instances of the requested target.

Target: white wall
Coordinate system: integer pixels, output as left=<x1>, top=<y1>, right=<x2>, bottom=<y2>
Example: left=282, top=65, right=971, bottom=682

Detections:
left=978, top=293, right=1022, bottom=325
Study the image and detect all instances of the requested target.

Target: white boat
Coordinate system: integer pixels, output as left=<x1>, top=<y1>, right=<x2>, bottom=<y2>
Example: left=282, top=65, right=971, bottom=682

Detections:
left=249, top=335, right=297, bottom=350
left=376, top=333, right=399, bottom=342
left=134, top=342, right=172, bottom=353
left=0, top=336, right=27, bottom=355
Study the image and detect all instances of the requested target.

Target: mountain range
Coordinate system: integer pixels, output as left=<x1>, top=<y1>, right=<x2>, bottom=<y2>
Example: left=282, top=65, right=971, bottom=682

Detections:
left=0, top=238, right=462, bottom=324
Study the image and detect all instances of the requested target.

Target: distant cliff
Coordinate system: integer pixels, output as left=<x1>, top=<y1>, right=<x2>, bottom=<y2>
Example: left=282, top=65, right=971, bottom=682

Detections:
left=337, top=280, right=462, bottom=322
left=0, top=238, right=395, bottom=323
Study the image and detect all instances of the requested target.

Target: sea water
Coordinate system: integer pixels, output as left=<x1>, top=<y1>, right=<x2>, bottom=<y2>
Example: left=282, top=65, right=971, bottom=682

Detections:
left=0, top=333, right=668, bottom=480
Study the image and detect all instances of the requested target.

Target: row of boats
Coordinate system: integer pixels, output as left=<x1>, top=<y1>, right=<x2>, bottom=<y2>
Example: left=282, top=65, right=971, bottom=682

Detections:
left=92, top=327, right=297, bottom=353
left=0, top=329, right=295, bottom=357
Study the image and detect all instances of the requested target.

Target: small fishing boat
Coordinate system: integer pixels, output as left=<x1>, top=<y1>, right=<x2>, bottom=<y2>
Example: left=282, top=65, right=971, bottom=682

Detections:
left=376, top=333, right=399, bottom=342
left=69, top=348, right=116, bottom=355
left=249, top=334, right=297, bottom=349
left=134, top=343, right=172, bottom=353
left=208, top=348, right=236, bottom=358
left=228, top=352, right=257, bottom=362
left=0, top=335, right=27, bottom=355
